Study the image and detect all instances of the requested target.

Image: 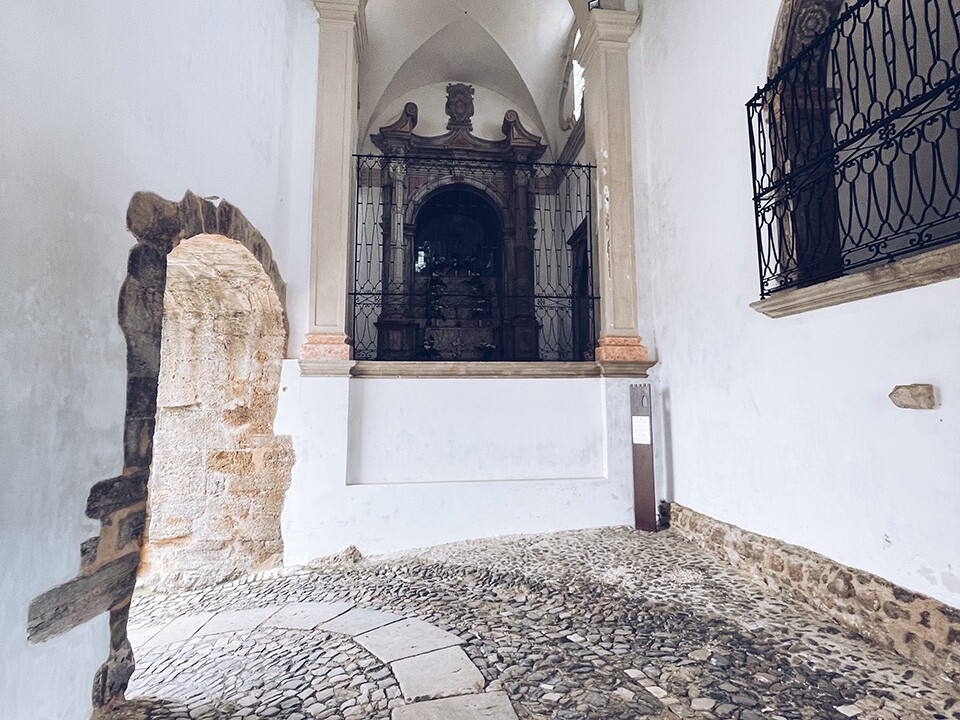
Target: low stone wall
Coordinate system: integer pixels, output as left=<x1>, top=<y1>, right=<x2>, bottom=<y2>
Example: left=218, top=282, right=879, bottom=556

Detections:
left=669, top=504, right=960, bottom=683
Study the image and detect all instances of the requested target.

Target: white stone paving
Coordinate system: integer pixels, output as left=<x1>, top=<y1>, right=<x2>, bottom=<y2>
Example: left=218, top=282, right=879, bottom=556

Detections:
left=194, top=605, right=282, bottom=636
left=137, top=611, right=216, bottom=649
left=392, top=646, right=485, bottom=702
left=319, top=606, right=404, bottom=636
left=391, top=691, right=519, bottom=720
left=122, top=601, right=504, bottom=719
left=356, top=617, right=463, bottom=663
left=115, top=528, right=960, bottom=720
left=263, top=600, right=355, bottom=630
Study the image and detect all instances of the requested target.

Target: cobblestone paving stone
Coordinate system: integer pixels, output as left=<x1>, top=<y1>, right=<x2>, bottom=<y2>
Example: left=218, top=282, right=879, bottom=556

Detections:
left=114, top=528, right=960, bottom=720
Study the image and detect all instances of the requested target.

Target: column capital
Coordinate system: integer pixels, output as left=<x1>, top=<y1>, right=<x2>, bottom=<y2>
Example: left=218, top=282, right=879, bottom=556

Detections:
left=312, top=0, right=367, bottom=51
left=575, top=9, right=638, bottom=67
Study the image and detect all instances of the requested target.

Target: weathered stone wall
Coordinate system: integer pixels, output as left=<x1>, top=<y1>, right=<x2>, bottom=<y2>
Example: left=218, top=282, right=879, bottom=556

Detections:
left=27, top=192, right=292, bottom=713
left=140, top=234, right=293, bottom=591
left=670, top=504, right=960, bottom=683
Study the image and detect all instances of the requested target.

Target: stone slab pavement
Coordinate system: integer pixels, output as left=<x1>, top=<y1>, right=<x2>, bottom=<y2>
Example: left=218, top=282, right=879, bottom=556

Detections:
left=320, top=606, right=403, bottom=636
left=392, top=646, right=485, bottom=702
left=391, top=691, right=519, bottom=720
left=356, top=617, right=464, bottom=663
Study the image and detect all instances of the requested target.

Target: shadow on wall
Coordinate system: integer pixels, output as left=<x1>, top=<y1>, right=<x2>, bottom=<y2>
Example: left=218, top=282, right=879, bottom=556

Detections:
left=26, top=191, right=292, bottom=715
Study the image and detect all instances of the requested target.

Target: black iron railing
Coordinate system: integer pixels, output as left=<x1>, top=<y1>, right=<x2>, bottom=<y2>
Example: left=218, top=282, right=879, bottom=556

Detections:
left=747, top=0, right=960, bottom=297
left=352, top=154, right=598, bottom=362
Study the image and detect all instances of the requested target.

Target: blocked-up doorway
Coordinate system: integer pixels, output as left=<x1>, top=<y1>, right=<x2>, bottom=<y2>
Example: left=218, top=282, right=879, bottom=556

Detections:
left=140, top=233, right=293, bottom=591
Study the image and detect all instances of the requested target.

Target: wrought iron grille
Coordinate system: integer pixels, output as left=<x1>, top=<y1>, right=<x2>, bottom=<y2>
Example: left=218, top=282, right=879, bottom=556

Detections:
left=747, top=0, right=960, bottom=297
left=352, top=154, right=598, bottom=362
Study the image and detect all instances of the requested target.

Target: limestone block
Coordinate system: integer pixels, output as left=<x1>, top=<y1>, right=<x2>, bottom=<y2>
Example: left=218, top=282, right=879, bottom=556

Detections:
left=391, top=691, right=519, bottom=720
left=391, top=646, right=485, bottom=702
left=320, top=608, right=403, bottom=636
left=116, top=509, right=146, bottom=550
left=142, top=233, right=291, bottom=591
left=126, top=191, right=181, bottom=252
left=264, top=602, right=355, bottom=630
left=80, top=537, right=100, bottom=569
left=889, top=384, right=938, bottom=410
left=669, top=503, right=960, bottom=684
left=86, top=470, right=149, bottom=520
left=140, top=612, right=216, bottom=649
left=92, top=638, right=135, bottom=708
left=196, top=606, right=282, bottom=636
left=356, top=618, right=463, bottom=663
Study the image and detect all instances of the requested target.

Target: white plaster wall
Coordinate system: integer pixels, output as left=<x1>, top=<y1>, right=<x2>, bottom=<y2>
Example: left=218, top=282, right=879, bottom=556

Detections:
left=346, top=379, right=605, bottom=484
left=630, top=0, right=960, bottom=608
left=277, top=365, right=636, bottom=560
left=0, top=1, right=315, bottom=717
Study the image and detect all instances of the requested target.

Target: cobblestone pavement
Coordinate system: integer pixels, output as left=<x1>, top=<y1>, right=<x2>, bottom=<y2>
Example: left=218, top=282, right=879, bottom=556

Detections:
left=111, top=528, right=960, bottom=720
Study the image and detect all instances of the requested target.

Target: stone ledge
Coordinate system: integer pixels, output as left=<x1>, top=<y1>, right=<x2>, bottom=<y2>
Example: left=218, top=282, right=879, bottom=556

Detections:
left=750, top=243, right=960, bottom=318
left=669, top=503, right=960, bottom=683
left=299, top=360, right=657, bottom=379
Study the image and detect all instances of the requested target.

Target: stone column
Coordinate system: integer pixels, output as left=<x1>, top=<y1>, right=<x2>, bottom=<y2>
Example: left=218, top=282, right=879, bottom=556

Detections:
left=301, top=0, right=367, bottom=369
left=385, top=157, right=408, bottom=298
left=576, top=8, right=649, bottom=364
left=376, top=156, right=416, bottom=359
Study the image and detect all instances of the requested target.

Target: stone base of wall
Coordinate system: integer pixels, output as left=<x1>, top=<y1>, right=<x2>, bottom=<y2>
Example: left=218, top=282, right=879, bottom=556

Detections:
left=669, top=504, right=960, bottom=684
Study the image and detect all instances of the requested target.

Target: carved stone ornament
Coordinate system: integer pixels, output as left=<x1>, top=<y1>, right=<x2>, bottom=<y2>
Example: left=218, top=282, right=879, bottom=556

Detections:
left=445, top=83, right=475, bottom=131
left=372, top=85, right=546, bottom=163
left=768, top=0, right=845, bottom=76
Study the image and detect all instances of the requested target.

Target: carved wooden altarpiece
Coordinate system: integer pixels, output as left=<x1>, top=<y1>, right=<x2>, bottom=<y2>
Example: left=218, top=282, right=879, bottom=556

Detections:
left=369, top=84, right=548, bottom=361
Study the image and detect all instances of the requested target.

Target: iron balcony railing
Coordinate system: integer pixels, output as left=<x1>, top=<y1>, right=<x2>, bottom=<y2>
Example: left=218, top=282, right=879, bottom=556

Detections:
left=351, top=154, right=598, bottom=362
left=747, top=0, right=960, bottom=297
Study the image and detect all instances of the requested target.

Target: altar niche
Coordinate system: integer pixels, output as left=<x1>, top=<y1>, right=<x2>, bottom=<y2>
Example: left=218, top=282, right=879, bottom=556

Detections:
left=407, top=185, right=504, bottom=361
left=353, top=84, right=598, bottom=363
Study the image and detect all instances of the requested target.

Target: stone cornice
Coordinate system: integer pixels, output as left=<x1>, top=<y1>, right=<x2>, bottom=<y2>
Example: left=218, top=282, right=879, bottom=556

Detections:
left=297, top=360, right=657, bottom=379
left=751, top=243, right=960, bottom=318
left=575, top=9, right=639, bottom=66
left=312, top=0, right=367, bottom=53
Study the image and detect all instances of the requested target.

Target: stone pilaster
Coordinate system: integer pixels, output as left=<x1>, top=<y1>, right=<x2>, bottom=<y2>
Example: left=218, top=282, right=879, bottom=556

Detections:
left=576, top=9, right=648, bottom=363
left=303, top=0, right=367, bottom=363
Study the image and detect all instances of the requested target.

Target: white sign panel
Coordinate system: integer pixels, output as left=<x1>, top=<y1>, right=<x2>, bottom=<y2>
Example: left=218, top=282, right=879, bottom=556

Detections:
left=632, top=415, right=651, bottom=445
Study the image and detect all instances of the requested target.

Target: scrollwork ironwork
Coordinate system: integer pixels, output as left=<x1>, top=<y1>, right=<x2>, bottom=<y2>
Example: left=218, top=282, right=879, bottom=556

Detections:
left=748, top=0, right=960, bottom=297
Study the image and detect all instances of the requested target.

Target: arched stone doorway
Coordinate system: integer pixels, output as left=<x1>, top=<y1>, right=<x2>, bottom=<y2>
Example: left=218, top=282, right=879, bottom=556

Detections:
left=26, top=192, right=294, bottom=713
left=140, top=234, right=293, bottom=591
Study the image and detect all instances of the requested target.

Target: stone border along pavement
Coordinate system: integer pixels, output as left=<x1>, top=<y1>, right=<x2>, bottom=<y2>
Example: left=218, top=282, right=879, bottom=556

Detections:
left=129, top=601, right=521, bottom=720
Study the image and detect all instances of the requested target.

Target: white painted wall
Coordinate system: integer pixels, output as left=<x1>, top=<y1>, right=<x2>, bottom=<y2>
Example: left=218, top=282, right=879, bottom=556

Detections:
left=631, top=0, right=960, bottom=608
left=0, top=1, right=315, bottom=717
left=277, top=365, right=636, bottom=560
left=347, top=379, right=605, bottom=484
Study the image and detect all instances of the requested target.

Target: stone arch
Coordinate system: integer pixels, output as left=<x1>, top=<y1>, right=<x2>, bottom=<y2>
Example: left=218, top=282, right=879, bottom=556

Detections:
left=403, top=176, right=509, bottom=229
left=768, top=0, right=846, bottom=76
left=764, top=0, right=848, bottom=285
left=27, top=191, right=291, bottom=715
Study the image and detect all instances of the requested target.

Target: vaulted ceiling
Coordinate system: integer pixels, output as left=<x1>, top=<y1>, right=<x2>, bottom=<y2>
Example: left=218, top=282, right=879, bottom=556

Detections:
left=360, top=0, right=578, bottom=152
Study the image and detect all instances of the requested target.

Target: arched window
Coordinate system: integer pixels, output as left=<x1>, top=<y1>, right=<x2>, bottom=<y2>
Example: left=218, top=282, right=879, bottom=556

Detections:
left=560, top=28, right=587, bottom=130
left=572, top=31, right=586, bottom=122
left=748, top=0, right=960, bottom=304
